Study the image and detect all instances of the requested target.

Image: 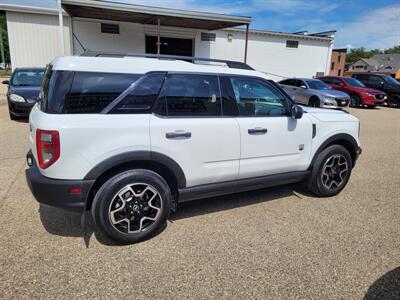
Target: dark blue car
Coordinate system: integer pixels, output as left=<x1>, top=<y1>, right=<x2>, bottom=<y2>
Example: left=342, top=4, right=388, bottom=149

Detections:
left=3, top=67, right=45, bottom=120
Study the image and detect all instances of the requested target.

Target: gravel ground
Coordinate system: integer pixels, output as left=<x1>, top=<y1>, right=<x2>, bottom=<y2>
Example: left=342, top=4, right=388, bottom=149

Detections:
left=0, top=97, right=399, bottom=299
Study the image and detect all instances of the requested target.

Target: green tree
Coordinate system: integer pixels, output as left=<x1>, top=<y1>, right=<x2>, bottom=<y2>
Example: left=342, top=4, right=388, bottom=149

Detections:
left=384, top=45, right=400, bottom=54
left=346, top=45, right=400, bottom=63
left=0, top=14, right=10, bottom=66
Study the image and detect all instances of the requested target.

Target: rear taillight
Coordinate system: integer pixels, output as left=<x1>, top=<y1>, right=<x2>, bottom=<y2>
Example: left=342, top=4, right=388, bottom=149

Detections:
left=36, top=129, right=60, bottom=169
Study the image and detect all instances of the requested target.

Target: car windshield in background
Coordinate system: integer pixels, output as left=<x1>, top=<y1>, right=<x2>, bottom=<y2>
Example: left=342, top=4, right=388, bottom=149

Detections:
left=384, top=75, right=400, bottom=86
left=344, top=78, right=365, bottom=88
left=306, top=80, right=330, bottom=90
left=11, top=70, right=45, bottom=86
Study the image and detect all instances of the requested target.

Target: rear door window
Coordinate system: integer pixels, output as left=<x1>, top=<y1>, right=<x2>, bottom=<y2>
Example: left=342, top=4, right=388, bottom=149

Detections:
left=64, top=72, right=140, bottom=113
left=157, top=74, right=222, bottom=116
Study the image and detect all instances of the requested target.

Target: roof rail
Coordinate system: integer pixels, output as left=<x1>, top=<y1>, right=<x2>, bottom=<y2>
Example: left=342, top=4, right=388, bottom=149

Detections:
left=80, top=50, right=254, bottom=70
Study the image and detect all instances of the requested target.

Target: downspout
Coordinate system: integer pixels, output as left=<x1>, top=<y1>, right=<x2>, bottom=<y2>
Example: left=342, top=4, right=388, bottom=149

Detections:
left=325, top=39, right=333, bottom=75
left=244, top=24, right=249, bottom=63
left=58, top=0, right=65, bottom=55
left=157, top=17, right=160, bottom=55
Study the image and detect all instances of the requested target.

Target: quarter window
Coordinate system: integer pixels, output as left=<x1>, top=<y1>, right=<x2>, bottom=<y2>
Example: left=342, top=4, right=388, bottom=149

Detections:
left=158, top=74, right=222, bottom=116
left=64, top=72, right=140, bottom=113
left=229, top=77, right=287, bottom=116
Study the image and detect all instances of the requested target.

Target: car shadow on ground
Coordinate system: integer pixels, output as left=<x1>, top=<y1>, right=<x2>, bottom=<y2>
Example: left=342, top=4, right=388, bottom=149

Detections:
left=364, top=267, right=400, bottom=300
left=39, top=183, right=306, bottom=247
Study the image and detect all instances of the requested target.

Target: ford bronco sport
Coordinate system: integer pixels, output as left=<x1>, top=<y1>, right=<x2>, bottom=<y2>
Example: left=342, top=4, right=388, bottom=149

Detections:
left=26, top=54, right=362, bottom=243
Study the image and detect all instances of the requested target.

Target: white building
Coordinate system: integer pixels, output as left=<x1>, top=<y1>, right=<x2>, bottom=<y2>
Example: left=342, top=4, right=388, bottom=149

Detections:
left=0, top=0, right=335, bottom=81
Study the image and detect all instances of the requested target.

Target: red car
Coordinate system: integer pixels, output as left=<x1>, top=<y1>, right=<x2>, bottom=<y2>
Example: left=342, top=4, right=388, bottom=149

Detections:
left=318, top=76, right=386, bottom=108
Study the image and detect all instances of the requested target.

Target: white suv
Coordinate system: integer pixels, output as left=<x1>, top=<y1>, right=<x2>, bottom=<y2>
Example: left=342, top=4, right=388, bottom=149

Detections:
left=26, top=55, right=362, bottom=243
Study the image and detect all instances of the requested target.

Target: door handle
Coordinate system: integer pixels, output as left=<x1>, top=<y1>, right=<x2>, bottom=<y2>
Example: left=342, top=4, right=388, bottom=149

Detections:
left=166, top=131, right=192, bottom=139
left=248, top=127, right=268, bottom=135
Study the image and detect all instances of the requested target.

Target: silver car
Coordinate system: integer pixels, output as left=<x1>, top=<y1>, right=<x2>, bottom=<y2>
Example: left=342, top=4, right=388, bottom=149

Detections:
left=278, top=78, right=350, bottom=109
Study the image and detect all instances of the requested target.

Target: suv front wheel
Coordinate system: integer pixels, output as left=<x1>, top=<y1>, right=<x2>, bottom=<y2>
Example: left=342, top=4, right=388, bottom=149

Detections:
left=307, top=145, right=353, bottom=197
left=92, top=169, right=172, bottom=243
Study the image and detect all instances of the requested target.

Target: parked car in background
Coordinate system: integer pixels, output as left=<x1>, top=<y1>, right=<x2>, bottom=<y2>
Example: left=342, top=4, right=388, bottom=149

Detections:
left=278, top=78, right=350, bottom=109
left=318, top=76, right=386, bottom=108
left=352, top=73, right=400, bottom=108
left=2, top=67, right=45, bottom=120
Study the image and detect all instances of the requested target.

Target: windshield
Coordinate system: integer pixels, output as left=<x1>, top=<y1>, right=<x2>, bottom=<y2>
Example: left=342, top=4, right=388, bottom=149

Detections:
left=344, top=77, right=365, bottom=88
left=306, top=80, right=330, bottom=90
left=384, top=75, right=400, bottom=86
left=11, top=69, right=45, bottom=86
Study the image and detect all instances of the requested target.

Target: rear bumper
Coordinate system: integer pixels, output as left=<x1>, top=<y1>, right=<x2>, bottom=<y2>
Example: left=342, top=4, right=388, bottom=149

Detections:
left=25, top=151, right=94, bottom=213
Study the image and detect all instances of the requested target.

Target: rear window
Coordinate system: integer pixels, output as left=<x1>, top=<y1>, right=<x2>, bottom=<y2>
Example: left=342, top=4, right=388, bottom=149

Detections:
left=40, top=69, right=140, bottom=113
left=11, top=69, right=44, bottom=86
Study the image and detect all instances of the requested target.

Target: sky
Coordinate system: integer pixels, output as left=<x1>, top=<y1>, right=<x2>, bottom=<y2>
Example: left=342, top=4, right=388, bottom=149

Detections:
left=3, top=0, right=400, bottom=50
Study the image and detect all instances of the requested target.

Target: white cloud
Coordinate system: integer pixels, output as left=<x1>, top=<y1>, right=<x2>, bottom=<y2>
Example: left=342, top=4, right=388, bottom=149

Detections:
left=333, top=4, right=400, bottom=49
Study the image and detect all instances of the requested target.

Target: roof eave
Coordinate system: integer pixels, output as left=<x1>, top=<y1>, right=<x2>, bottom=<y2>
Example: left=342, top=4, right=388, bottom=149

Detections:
left=61, top=0, right=251, bottom=25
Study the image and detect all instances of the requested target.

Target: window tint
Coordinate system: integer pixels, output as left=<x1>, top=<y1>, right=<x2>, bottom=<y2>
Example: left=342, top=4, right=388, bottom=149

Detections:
left=159, top=74, right=222, bottom=116
left=111, top=73, right=165, bottom=114
left=331, top=78, right=343, bottom=85
left=40, top=68, right=75, bottom=113
left=369, top=76, right=383, bottom=85
left=320, top=77, right=332, bottom=84
left=229, top=77, right=287, bottom=116
left=280, top=79, right=296, bottom=86
left=64, top=72, right=140, bottom=113
left=295, top=80, right=307, bottom=88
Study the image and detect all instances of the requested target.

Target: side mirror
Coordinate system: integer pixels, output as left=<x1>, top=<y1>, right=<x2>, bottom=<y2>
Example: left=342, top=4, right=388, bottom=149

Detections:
left=290, top=104, right=303, bottom=119
left=2, top=80, right=9, bottom=85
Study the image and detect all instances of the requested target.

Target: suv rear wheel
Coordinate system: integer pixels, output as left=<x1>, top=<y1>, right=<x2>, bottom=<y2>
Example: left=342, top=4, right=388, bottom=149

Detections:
left=92, top=169, right=172, bottom=244
left=307, top=145, right=353, bottom=197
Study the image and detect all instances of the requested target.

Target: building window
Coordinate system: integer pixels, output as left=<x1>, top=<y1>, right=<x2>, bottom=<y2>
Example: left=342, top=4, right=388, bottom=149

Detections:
left=331, top=62, right=335, bottom=70
left=101, top=23, right=120, bottom=34
left=286, top=40, right=299, bottom=48
left=338, top=69, right=342, bottom=76
left=338, top=54, right=341, bottom=63
left=201, top=32, right=216, bottom=42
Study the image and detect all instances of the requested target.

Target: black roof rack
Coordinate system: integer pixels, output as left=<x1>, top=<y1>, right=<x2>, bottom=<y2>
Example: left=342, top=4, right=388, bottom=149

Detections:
left=80, top=50, right=254, bottom=70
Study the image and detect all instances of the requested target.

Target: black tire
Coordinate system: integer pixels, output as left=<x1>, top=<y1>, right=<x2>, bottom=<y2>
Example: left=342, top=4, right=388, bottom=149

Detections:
left=367, top=105, right=376, bottom=108
left=387, top=94, right=399, bottom=108
left=350, top=94, right=361, bottom=107
left=307, top=145, right=353, bottom=197
left=309, top=96, right=320, bottom=108
left=92, top=169, right=172, bottom=244
left=9, top=110, right=18, bottom=120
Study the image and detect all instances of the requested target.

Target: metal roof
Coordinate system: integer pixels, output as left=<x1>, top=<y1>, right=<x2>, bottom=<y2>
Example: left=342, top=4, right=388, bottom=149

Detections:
left=61, top=0, right=251, bottom=30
